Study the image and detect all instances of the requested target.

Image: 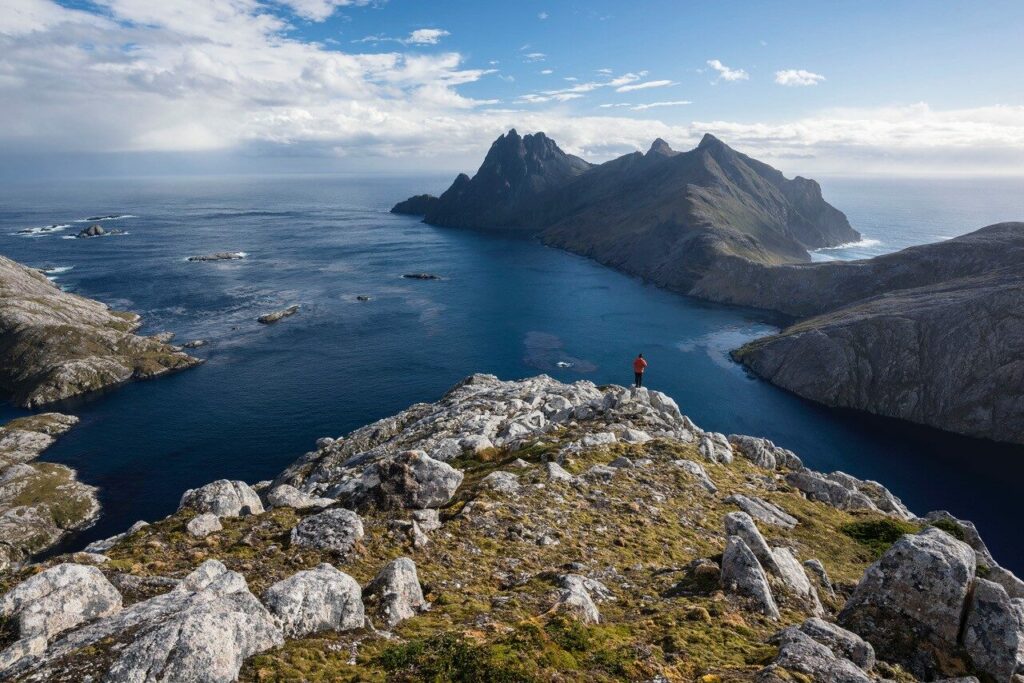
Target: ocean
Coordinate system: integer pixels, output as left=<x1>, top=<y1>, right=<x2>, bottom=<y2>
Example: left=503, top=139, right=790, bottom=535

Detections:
left=1, top=174, right=1023, bottom=571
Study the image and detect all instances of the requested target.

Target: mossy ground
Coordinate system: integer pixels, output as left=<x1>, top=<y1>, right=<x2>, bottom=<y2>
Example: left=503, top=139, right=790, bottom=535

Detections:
left=27, top=429, right=932, bottom=681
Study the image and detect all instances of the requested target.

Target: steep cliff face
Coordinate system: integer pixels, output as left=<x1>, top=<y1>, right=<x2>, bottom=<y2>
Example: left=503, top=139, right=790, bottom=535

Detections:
left=733, top=259, right=1024, bottom=444
left=0, top=255, right=200, bottom=408
left=2, top=376, right=1018, bottom=682
left=392, top=131, right=858, bottom=290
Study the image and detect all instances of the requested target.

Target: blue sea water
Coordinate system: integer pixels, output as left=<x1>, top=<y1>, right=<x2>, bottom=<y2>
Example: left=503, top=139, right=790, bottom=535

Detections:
left=1, top=174, right=1023, bottom=571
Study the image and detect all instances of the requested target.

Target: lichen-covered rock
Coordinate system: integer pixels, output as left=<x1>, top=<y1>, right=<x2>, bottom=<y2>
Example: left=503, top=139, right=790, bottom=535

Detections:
left=838, top=527, right=976, bottom=677
left=553, top=574, right=601, bottom=624
left=545, top=461, right=575, bottom=482
left=729, top=434, right=802, bottom=470
left=0, top=563, right=121, bottom=641
left=0, top=414, right=98, bottom=572
left=266, top=484, right=335, bottom=510
left=962, top=578, right=1024, bottom=682
left=263, top=564, right=364, bottom=638
left=763, top=626, right=872, bottom=682
left=698, top=432, right=733, bottom=464
left=799, top=617, right=875, bottom=670
left=803, top=559, right=836, bottom=598
left=724, top=512, right=777, bottom=573
left=725, top=494, right=797, bottom=528
left=178, top=479, right=264, bottom=517
left=185, top=512, right=222, bottom=538
left=331, top=450, right=463, bottom=510
left=84, top=520, right=149, bottom=554
left=364, top=557, right=426, bottom=627
left=786, top=470, right=878, bottom=513
left=771, top=546, right=824, bottom=616
left=721, top=536, right=779, bottom=619
left=673, top=459, right=717, bottom=493
left=481, top=470, right=520, bottom=494
left=290, top=508, right=365, bottom=556
left=105, top=582, right=281, bottom=682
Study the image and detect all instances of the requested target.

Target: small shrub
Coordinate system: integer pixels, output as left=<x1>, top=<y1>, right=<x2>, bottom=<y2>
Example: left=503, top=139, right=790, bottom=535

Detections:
left=929, top=518, right=967, bottom=542
left=840, top=519, right=920, bottom=558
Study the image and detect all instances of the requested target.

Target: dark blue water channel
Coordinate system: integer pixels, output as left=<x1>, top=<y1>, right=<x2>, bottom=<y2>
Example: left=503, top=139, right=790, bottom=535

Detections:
left=1, top=175, right=1021, bottom=572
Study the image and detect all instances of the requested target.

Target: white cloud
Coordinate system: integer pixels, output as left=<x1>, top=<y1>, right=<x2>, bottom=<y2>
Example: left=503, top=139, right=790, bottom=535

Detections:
left=277, top=0, right=374, bottom=22
left=538, top=11, right=548, bottom=19
left=0, top=2, right=1021, bottom=176
left=406, top=28, right=450, bottom=45
left=540, top=69, right=553, bottom=75
left=596, top=68, right=613, bottom=75
left=356, top=27, right=450, bottom=45
left=616, top=79, right=674, bottom=93
left=706, top=59, right=748, bottom=82
left=523, top=52, right=546, bottom=62
left=600, top=100, right=691, bottom=111
left=774, top=69, right=825, bottom=86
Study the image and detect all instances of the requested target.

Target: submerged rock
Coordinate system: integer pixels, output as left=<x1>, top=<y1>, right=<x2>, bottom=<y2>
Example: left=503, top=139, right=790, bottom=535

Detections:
left=257, top=304, right=299, bottom=324
left=76, top=224, right=123, bottom=238
left=401, top=273, right=441, bottom=280
left=187, top=252, right=246, bottom=262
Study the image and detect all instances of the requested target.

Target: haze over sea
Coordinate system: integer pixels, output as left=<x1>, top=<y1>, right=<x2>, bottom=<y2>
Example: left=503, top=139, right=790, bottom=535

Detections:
left=1, top=174, right=1022, bottom=570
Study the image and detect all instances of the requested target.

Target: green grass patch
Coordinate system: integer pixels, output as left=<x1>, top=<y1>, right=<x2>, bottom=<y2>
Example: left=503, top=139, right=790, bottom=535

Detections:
left=841, top=519, right=920, bottom=559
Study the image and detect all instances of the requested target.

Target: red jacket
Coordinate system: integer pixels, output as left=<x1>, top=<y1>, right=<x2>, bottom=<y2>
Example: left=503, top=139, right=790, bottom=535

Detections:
left=633, top=357, right=648, bottom=373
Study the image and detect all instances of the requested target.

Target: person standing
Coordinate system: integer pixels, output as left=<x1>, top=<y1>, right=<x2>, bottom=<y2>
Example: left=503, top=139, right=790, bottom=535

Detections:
left=633, top=353, right=648, bottom=388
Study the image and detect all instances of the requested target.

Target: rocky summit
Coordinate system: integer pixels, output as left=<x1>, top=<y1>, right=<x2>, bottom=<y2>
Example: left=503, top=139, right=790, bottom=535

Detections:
left=1, top=374, right=1019, bottom=682
left=0, top=255, right=201, bottom=408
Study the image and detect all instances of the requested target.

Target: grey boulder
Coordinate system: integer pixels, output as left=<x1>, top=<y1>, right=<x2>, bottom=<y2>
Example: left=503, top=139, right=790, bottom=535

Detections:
left=0, top=563, right=121, bottom=641
left=962, top=578, right=1024, bottom=682
left=721, top=536, right=779, bottom=619
left=263, top=563, right=365, bottom=638
left=290, top=508, right=365, bottom=556
left=334, top=450, right=463, bottom=510
left=364, top=557, right=427, bottom=628
left=186, top=513, right=222, bottom=538
left=725, top=494, right=797, bottom=529
left=266, top=484, right=335, bottom=510
left=763, top=626, right=871, bottom=682
left=729, top=435, right=802, bottom=470
left=553, top=574, right=601, bottom=624
left=178, top=479, right=264, bottom=518
left=838, top=527, right=976, bottom=675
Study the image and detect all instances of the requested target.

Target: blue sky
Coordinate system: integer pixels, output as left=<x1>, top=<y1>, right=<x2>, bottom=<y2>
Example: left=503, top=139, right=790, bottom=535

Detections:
left=2, top=0, right=1023, bottom=176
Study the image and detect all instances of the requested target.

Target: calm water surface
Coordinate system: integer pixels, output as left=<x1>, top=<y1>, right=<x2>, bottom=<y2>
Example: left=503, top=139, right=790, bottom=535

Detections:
left=1, top=174, right=1022, bottom=571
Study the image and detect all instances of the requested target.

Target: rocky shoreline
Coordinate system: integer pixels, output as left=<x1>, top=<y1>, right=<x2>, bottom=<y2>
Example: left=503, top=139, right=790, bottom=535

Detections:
left=1, top=374, right=1019, bottom=681
left=0, top=413, right=98, bottom=573
left=0, top=255, right=201, bottom=408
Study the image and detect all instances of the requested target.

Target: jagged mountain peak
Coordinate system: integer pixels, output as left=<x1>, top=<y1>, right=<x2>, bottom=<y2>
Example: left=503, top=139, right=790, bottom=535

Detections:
left=647, top=138, right=677, bottom=157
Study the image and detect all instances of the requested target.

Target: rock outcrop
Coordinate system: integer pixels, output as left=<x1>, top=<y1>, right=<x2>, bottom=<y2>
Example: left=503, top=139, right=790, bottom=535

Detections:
left=0, top=414, right=99, bottom=572
left=2, top=375, right=1020, bottom=681
left=0, top=254, right=200, bottom=408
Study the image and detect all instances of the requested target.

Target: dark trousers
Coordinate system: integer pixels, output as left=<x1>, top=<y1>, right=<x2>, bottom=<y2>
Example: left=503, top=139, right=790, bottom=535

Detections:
left=634, top=372, right=643, bottom=388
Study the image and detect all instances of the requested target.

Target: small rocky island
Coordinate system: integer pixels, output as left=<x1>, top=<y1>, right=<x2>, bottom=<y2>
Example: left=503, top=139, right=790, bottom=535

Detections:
left=257, top=304, right=299, bottom=324
left=76, top=224, right=124, bottom=238
left=1, top=375, right=1020, bottom=681
left=0, top=255, right=201, bottom=408
left=394, top=131, right=1024, bottom=445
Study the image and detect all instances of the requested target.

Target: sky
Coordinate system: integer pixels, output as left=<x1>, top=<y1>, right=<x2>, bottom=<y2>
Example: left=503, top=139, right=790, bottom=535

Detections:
left=2, top=0, right=1023, bottom=178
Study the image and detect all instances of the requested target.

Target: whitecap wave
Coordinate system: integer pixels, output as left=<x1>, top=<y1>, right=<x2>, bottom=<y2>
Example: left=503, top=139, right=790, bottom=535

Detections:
left=41, top=265, right=74, bottom=275
left=814, top=237, right=882, bottom=251
left=73, top=214, right=136, bottom=222
left=13, top=224, right=70, bottom=237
